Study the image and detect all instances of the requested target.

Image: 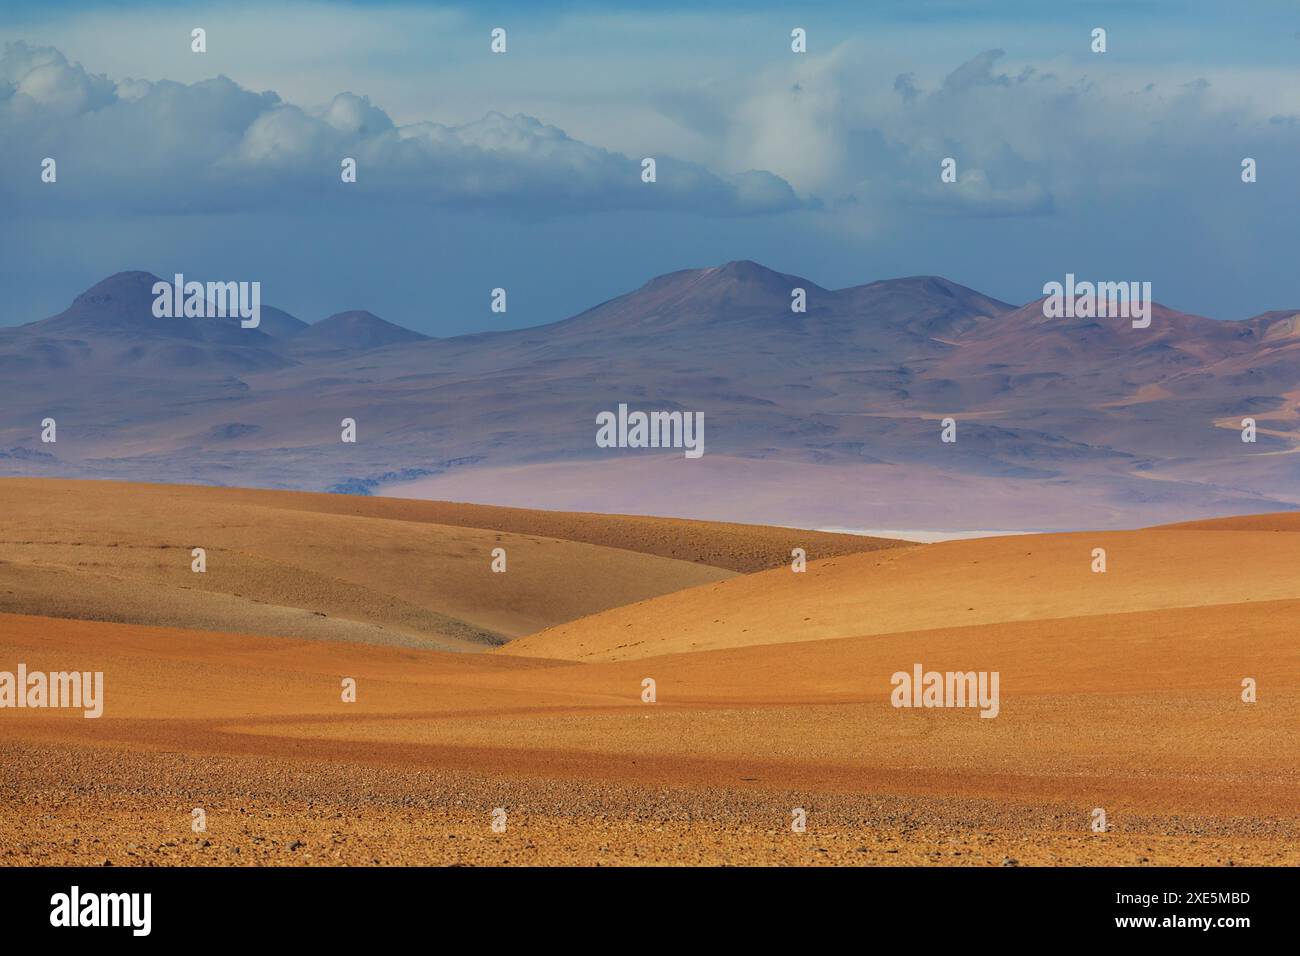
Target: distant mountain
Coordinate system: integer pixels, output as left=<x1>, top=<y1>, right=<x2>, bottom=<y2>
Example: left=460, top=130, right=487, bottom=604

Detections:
left=1, top=261, right=1297, bottom=531
left=541, top=260, right=1011, bottom=345
left=256, top=307, right=311, bottom=339
left=0, top=272, right=423, bottom=374
left=23, top=271, right=300, bottom=345
left=294, top=310, right=430, bottom=351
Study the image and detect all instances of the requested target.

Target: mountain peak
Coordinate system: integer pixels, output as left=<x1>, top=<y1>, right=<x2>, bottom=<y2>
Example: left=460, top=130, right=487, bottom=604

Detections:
left=831, top=274, right=1015, bottom=338
left=66, top=270, right=164, bottom=313
left=705, top=259, right=778, bottom=278
left=26, top=270, right=174, bottom=338
left=697, top=259, right=822, bottom=289
left=296, top=310, right=429, bottom=350
left=629, top=259, right=824, bottom=304
left=322, top=309, right=385, bottom=324
left=25, top=271, right=312, bottom=343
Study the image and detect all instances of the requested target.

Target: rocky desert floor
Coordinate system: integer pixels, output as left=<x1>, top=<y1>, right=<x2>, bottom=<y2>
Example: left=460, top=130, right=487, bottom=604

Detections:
left=0, top=480, right=1297, bottom=866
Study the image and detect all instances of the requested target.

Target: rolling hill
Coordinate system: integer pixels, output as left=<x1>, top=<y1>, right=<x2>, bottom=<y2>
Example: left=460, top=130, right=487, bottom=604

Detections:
left=0, top=477, right=901, bottom=650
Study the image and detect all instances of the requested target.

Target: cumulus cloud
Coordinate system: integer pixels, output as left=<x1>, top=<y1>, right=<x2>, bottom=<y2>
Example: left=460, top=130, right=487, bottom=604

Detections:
left=0, top=42, right=115, bottom=116
left=689, top=44, right=1300, bottom=221
left=0, top=41, right=806, bottom=218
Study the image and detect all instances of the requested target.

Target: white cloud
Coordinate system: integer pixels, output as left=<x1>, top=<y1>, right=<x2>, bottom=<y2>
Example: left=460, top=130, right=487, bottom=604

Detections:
left=1, top=42, right=114, bottom=115
left=678, top=43, right=1300, bottom=220
left=0, top=41, right=806, bottom=218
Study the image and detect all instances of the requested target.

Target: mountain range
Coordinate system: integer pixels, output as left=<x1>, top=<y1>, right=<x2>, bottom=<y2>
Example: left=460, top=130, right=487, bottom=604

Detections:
left=2, top=261, right=1298, bottom=530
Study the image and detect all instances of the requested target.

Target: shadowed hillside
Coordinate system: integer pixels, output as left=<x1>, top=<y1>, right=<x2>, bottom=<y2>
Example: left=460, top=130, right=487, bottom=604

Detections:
left=0, top=478, right=903, bottom=649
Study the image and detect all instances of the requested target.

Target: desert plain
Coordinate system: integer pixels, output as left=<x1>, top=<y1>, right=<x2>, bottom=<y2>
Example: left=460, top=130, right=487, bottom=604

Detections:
left=0, top=478, right=1297, bottom=866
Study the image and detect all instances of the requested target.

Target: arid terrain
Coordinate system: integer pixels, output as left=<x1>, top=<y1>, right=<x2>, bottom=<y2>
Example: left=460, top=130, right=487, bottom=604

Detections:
left=0, top=478, right=889, bottom=650
left=1, top=479, right=1297, bottom=866
left=5, top=264, right=1300, bottom=531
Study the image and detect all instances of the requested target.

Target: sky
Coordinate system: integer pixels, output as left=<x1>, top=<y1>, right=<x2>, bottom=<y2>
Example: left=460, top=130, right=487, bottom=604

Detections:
left=2, top=0, right=1299, bottom=335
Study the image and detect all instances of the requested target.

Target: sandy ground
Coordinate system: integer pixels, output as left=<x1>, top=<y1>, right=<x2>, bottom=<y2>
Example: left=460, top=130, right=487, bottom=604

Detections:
left=6, top=746, right=1291, bottom=867
left=2, top=591, right=1297, bottom=864
left=0, top=479, right=898, bottom=650
left=1, top=482, right=1296, bottom=866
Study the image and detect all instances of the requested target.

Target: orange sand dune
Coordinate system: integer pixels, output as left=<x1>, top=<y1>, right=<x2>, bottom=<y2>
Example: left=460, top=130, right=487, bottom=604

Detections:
left=1, top=479, right=895, bottom=572
left=503, top=527, right=1300, bottom=660
left=1154, top=512, right=1300, bottom=532
left=0, top=479, right=898, bottom=650
left=1, top=604, right=1296, bottom=866
left=3, top=481, right=1298, bottom=866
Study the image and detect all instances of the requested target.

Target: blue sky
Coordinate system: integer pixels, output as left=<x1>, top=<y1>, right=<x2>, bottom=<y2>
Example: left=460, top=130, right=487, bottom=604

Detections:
left=2, top=0, right=1299, bottom=333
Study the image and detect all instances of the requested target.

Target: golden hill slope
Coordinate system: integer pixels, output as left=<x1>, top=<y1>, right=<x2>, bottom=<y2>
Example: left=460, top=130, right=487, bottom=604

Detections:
left=3, top=598, right=1295, bottom=865
left=0, top=479, right=900, bottom=650
left=501, top=525, right=1300, bottom=660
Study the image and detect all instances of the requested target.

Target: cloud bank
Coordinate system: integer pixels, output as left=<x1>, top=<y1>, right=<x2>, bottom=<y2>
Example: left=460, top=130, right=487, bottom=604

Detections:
left=693, top=44, right=1299, bottom=221
left=0, top=41, right=806, bottom=218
